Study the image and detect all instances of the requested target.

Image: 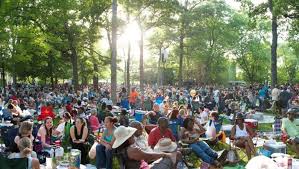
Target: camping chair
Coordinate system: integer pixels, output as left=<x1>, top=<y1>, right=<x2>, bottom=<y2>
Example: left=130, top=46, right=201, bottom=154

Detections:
left=0, top=155, right=28, bottom=169
left=229, top=127, right=259, bottom=162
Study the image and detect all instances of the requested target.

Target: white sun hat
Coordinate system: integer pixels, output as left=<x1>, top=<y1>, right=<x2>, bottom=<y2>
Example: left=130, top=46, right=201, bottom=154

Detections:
left=112, top=126, right=137, bottom=149
left=154, top=138, right=177, bottom=153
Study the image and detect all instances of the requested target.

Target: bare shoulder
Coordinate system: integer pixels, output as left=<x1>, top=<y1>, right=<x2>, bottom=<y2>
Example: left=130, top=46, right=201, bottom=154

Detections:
left=32, top=158, right=40, bottom=169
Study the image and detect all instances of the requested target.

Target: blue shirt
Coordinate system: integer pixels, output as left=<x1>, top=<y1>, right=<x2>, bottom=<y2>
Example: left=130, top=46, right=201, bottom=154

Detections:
left=169, top=118, right=183, bottom=137
left=155, top=96, right=164, bottom=104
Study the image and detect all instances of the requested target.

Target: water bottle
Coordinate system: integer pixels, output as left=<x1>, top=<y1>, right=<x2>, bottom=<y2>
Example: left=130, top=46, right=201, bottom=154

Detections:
left=288, top=158, right=292, bottom=169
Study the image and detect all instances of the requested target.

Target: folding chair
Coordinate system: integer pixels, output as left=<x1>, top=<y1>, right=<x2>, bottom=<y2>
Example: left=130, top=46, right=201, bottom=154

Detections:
left=229, top=129, right=259, bottom=162
left=0, top=155, right=28, bottom=169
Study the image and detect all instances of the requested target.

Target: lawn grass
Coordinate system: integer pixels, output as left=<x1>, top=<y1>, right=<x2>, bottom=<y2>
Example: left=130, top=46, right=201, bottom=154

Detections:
left=258, top=123, right=272, bottom=132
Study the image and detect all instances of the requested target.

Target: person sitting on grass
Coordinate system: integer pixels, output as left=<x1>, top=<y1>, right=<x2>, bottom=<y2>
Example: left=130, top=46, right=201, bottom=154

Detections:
left=119, top=109, right=129, bottom=127
left=89, top=109, right=101, bottom=132
left=113, top=126, right=177, bottom=169
left=12, top=121, right=37, bottom=157
left=205, top=111, right=224, bottom=145
left=145, top=103, right=164, bottom=125
left=281, top=108, right=299, bottom=157
left=148, top=117, right=176, bottom=149
left=70, top=117, right=89, bottom=164
left=180, top=117, right=227, bottom=168
left=130, top=121, right=153, bottom=153
left=167, top=109, right=183, bottom=140
left=96, top=116, right=117, bottom=169
left=37, top=117, right=56, bottom=149
left=9, top=137, right=40, bottom=169
left=231, top=113, right=256, bottom=160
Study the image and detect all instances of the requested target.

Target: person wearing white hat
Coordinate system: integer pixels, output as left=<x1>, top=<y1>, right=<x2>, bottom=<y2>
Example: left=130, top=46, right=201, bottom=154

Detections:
left=153, top=138, right=177, bottom=153
left=281, top=108, right=299, bottom=158
left=113, top=126, right=176, bottom=169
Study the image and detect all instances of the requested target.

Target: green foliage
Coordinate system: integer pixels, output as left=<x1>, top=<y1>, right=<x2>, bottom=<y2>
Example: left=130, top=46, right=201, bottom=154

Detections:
left=0, top=0, right=110, bottom=85
left=0, top=0, right=298, bottom=86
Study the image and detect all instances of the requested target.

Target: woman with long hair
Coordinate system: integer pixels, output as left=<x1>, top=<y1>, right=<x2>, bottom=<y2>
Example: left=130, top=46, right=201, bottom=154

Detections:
left=37, top=117, right=54, bottom=148
left=70, top=117, right=89, bottom=164
left=180, top=117, right=227, bottom=167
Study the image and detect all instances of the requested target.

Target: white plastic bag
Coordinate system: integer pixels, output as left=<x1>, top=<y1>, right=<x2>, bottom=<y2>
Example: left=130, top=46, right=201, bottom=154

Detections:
left=205, top=122, right=216, bottom=138
left=88, top=142, right=98, bottom=159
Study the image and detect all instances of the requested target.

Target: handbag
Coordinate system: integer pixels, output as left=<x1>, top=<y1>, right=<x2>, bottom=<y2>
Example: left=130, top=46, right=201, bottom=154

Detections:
left=88, top=142, right=98, bottom=159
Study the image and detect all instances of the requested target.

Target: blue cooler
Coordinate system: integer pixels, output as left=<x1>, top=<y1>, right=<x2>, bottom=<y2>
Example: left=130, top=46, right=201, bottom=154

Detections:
left=135, top=111, right=146, bottom=122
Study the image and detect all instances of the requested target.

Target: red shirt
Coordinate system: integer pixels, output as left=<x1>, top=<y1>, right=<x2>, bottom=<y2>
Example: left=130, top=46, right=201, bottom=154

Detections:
left=148, top=127, right=176, bottom=148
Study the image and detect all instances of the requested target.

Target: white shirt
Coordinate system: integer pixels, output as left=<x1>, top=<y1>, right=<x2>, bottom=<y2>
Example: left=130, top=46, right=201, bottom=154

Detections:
left=271, top=88, right=281, bottom=101
left=134, top=134, right=153, bottom=153
left=235, top=124, right=248, bottom=138
left=200, top=111, right=209, bottom=124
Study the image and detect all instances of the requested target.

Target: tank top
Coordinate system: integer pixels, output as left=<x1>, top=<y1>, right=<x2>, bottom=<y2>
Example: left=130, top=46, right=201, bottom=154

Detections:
left=235, top=124, right=248, bottom=138
left=103, top=128, right=115, bottom=143
left=9, top=153, right=33, bottom=169
left=74, top=126, right=85, bottom=140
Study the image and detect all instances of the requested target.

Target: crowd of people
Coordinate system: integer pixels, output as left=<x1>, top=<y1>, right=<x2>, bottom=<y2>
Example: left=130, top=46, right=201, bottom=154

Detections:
left=0, top=83, right=298, bottom=169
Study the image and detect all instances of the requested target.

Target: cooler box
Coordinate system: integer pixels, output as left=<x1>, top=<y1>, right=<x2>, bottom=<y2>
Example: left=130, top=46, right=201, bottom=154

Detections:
left=263, top=142, right=287, bottom=155
left=244, top=119, right=258, bottom=130
left=135, top=111, right=146, bottom=122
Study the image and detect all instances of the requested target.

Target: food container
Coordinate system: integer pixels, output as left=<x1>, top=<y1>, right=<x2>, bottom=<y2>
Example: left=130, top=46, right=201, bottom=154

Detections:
left=69, top=149, right=81, bottom=169
left=244, top=119, right=258, bottom=130
left=263, top=142, right=287, bottom=155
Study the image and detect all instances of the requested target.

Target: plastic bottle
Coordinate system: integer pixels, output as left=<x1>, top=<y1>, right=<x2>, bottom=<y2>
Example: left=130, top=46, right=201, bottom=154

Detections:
left=288, top=158, right=292, bottom=169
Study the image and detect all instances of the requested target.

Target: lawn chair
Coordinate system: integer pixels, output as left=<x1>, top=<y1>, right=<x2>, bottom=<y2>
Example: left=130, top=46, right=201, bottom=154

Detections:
left=229, top=127, right=259, bottom=162
left=0, top=155, right=28, bottom=169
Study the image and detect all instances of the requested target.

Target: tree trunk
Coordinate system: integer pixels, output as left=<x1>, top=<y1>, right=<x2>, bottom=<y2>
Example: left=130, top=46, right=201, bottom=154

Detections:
left=157, top=47, right=162, bottom=86
left=178, top=27, right=184, bottom=87
left=1, top=62, right=6, bottom=94
left=127, top=42, right=131, bottom=96
left=49, top=53, right=54, bottom=89
left=64, top=22, right=79, bottom=91
left=93, top=63, right=99, bottom=89
left=269, top=0, right=278, bottom=87
left=111, top=0, right=118, bottom=104
left=178, top=3, right=187, bottom=87
left=138, top=20, right=144, bottom=94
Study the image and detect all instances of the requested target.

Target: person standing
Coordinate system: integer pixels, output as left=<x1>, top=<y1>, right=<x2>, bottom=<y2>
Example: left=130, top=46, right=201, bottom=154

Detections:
left=129, top=88, right=139, bottom=109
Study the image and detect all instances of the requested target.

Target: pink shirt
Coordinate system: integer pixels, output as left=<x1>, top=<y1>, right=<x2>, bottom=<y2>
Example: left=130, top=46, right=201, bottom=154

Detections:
left=89, top=115, right=100, bottom=132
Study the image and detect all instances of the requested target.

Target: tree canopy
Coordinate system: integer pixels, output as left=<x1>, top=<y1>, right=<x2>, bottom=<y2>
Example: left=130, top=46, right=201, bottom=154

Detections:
left=0, top=0, right=298, bottom=89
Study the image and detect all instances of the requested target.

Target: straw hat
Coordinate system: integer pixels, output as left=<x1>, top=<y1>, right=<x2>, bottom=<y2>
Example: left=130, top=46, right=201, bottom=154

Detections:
left=154, top=138, right=177, bottom=153
left=112, top=126, right=137, bottom=149
left=190, top=90, right=196, bottom=97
